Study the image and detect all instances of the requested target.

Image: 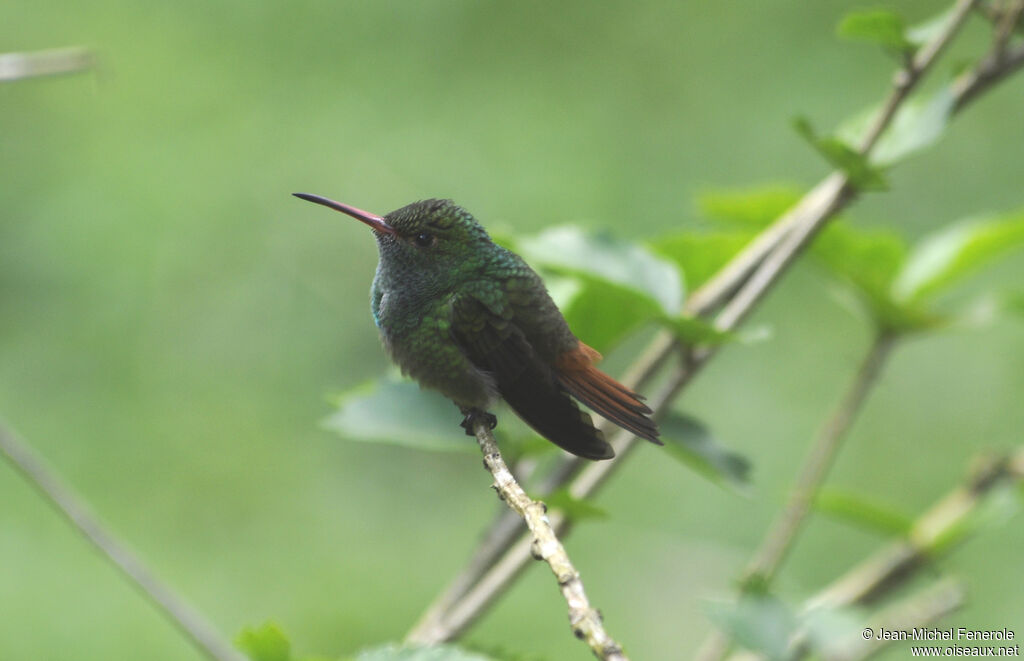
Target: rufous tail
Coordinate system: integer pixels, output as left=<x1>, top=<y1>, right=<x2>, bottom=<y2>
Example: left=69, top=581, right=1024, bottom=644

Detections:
left=556, top=342, right=661, bottom=444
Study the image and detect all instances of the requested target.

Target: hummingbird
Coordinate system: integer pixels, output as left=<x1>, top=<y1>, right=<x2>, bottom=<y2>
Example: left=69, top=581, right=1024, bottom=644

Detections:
left=294, top=193, right=660, bottom=460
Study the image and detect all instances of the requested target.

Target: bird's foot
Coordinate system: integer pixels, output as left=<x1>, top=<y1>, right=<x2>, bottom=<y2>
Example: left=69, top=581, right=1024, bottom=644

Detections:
left=459, top=408, right=497, bottom=436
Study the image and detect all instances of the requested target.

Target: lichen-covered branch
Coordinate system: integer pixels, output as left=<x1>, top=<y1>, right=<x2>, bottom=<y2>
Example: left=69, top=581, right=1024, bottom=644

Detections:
left=470, top=418, right=628, bottom=661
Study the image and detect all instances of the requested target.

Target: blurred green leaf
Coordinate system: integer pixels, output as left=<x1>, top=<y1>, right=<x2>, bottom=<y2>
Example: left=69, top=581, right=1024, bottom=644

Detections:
left=793, top=117, right=888, bottom=190
left=812, top=222, right=939, bottom=331
left=696, top=185, right=803, bottom=229
left=545, top=488, right=609, bottom=521
left=837, top=9, right=914, bottom=53
left=837, top=86, right=955, bottom=165
left=237, top=622, right=291, bottom=661
left=351, top=644, right=498, bottom=661
left=925, top=482, right=1021, bottom=555
left=1006, top=291, right=1024, bottom=317
left=704, top=594, right=799, bottom=661
left=562, top=276, right=662, bottom=354
left=651, top=231, right=754, bottom=289
left=815, top=488, right=913, bottom=537
left=801, top=606, right=866, bottom=659
left=324, top=379, right=471, bottom=453
left=661, top=315, right=738, bottom=346
left=660, top=413, right=751, bottom=490
left=893, top=211, right=1024, bottom=302
left=814, top=222, right=907, bottom=299
left=518, top=226, right=685, bottom=314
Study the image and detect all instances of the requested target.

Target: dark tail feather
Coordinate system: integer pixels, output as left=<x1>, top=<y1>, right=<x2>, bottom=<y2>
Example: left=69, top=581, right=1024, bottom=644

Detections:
left=490, top=338, right=614, bottom=460
left=556, top=343, right=661, bottom=445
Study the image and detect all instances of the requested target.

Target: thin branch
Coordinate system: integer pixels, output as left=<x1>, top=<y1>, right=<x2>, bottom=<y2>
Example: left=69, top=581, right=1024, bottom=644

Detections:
left=977, top=1, right=1024, bottom=38
left=471, top=418, right=628, bottom=661
left=725, top=448, right=1023, bottom=661
left=832, top=578, right=967, bottom=661
left=805, top=448, right=1024, bottom=612
left=860, top=0, right=978, bottom=154
left=992, top=0, right=1024, bottom=59
left=0, top=47, right=93, bottom=82
left=952, top=42, right=1024, bottom=111
left=693, top=334, right=895, bottom=661
left=740, top=333, right=896, bottom=586
left=0, top=422, right=246, bottom=661
left=406, top=332, right=680, bottom=641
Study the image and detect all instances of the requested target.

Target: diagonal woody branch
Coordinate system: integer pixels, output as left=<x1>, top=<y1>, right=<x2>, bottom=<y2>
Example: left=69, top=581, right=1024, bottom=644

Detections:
left=471, top=417, right=628, bottom=661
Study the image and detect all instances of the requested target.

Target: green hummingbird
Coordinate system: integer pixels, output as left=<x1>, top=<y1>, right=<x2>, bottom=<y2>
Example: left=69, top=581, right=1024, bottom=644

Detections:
left=294, top=193, right=660, bottom=460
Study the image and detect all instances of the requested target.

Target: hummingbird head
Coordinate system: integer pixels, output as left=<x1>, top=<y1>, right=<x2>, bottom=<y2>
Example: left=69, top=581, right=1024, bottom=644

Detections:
left=293, top=193, right=493, bottom=289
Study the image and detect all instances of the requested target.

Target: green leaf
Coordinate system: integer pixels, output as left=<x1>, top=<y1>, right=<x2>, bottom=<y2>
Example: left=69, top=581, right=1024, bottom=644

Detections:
left=518, top=226, right=685, bottom=315
left=815, top=488, right=913, bottom=537
left=793, top=117, right=888, bottom=190
left=660, top=413, right=751, bottom=490
left=812, top=222, right=939, bottom=332
left=837, top=9, right=914, bottom=53
left=651, top=231, right=754, bottom=290
left=893, top=211, right=1024, bottom=302
left=811, top=221, right=945, bottom=332
left=323, top=378, right=472, bottom=453
left=1005, top=290, right=1024, bottom=317
left=545, top=488, right=609, bottom=521
left=696, top=185, right=803, bottom=229
left=661, top=315, right=739, bottom=346
left=562, top=276, right=662, bottom=354
left=704, top=594, right=799, bottom=661
left=924, top=482, right=1021, bottom=555
left=351, top=644, right=499, bottom=661
left=237, top=622, right=291, bottom=661
left=801, top=606, right=866, bottom=659
left=837, top=86, right=955, bottom=165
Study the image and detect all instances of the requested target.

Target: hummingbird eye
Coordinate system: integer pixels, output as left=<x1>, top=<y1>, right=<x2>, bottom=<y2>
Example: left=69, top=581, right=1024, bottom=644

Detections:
left=414, top=232, right=435, bottom=247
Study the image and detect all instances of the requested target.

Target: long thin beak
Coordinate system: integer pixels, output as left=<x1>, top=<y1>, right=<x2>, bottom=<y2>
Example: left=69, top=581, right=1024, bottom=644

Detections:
left=292, top=193, right=397, bottom=236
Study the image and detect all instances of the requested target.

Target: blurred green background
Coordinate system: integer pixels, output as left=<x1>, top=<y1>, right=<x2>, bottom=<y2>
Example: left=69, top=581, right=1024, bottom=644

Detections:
left=2, top=1, right=1022, bottom=659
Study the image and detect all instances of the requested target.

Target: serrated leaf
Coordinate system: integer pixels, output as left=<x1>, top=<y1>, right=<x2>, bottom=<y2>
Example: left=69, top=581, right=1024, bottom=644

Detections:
left=893, top=211, right=1024, bottom=302
left=545, top=488, right=609, bottom=521
left=562, top=277, right=662, bottom=354
left=660, top=413, right=751, bottom=490
left=696, top=185, right=803, bottom=229
left=815, top=488, right=913, bottom=537
left=837, top=9, right=914, bottom=53
left=793, top=117, right=888, bottom=190
left=351, top=643, right=499, bottom=661
left=518, top=226, right=685, bottom=315
left=237, top=622, right=291, bottom=661
left=651, top=231, right=754, bottom=290
left=323, top=379, right=471, bottom=453
left=837, top=86, right=955, bottom=165
left=704, top=594, right=799, bottom=661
